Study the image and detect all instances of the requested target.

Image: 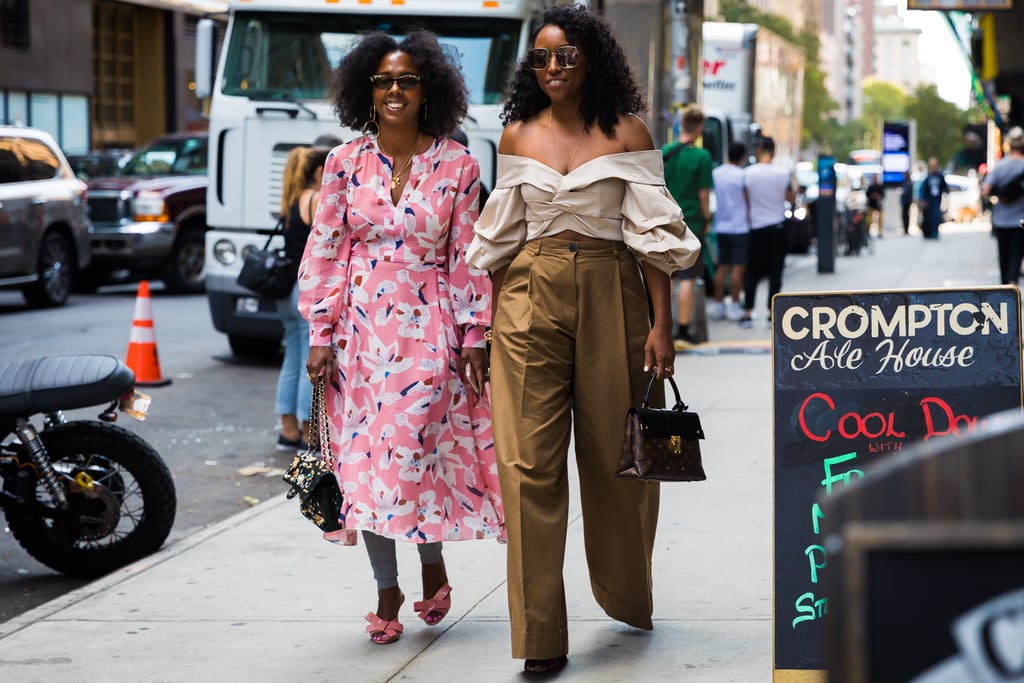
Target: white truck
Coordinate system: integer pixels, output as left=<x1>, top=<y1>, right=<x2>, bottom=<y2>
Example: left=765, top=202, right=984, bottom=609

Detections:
left=701, top=21, right=805, bottom=169
left=194, top=0, right=546, bottom=357
left=595, top=0, right=731, bottom=166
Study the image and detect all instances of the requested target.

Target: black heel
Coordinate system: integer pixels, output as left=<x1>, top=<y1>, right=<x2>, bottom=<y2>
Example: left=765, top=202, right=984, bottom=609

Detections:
left=523, top=656, right=568, bottom=675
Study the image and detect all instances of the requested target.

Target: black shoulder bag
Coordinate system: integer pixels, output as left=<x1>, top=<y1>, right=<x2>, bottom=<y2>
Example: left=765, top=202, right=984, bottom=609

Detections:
left=236, top=216, right=297, bottom=299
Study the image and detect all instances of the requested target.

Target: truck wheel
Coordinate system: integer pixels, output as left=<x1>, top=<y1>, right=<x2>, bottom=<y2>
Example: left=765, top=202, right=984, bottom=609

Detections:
left=228, top=334, right=282, bottom=360
left=22, top=232, right=74, bottom=308
left=162, top=228, right=206, bottom=294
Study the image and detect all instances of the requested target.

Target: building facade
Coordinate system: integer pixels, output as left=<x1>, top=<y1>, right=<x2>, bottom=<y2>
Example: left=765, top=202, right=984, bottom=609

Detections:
left=874, top=12, right=921, bottom=94
left=0, top=0, right=224, bottom=153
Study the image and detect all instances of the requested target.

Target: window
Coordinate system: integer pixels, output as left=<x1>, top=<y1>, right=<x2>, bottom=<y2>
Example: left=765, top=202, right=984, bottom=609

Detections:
left=0, top=137, right=24, bottom=183
left=0, top=135, right=59, bottom=184
left=20, top=138, right=60, bottom=181
left=222, top=11, right=520, bottom=105
left=93, top=1, right=135, bottom=141
left=0, top=0, right=29, bottom=49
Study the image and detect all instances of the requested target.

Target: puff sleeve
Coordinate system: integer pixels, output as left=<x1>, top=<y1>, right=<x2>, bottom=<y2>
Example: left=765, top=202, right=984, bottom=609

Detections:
left=466, top=164, right=527, bottom=272
left=621, top=181, right=702, bottom=275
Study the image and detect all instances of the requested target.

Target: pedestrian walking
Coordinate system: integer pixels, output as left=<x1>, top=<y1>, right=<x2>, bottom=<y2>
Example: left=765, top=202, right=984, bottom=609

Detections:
left=919, top=156, right=948, bottom=240
left=709, top=141, right=749, bottom=321
left=866, top=173, right=885, bottom=238
left=981, top=126, right=1024, bottom=285
left=737, top=136, right=794, bottom=328
left=467, top=4, right=699, bottom=675
left=299, top=29, right=505, bottom=647
left=900, top=172, right=915, bottom=235
left=662, top=105, right=714, bottom=343
left=273, top=140, right=333, bottom=453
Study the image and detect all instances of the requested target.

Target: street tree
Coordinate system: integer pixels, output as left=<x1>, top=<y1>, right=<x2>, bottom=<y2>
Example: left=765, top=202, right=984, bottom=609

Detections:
left=862, top=79, right=908, bottom=148
left=905, top=84, right=969, bottom=166
left=817, top=118, right=871, bottom=161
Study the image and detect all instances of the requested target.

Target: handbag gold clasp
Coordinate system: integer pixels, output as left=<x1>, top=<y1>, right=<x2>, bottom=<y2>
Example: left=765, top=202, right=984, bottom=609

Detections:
left=670, top=435, right=682, bottom=453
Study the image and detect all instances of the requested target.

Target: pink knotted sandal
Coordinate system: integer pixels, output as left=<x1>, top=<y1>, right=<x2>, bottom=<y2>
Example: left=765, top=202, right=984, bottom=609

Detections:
left=413, top=583, right=452, bottom=626
left=365, top=612, right=404, bottom=645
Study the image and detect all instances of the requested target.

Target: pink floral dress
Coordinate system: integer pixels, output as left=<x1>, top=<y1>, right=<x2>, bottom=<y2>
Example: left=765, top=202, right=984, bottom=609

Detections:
left=298, top=135, right=504, bottom=545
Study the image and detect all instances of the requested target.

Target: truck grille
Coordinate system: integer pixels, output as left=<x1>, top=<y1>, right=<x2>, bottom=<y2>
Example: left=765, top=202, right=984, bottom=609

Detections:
left=269, top=149, right=287, bottom=218
left=88, top=192, right=130, bottom=223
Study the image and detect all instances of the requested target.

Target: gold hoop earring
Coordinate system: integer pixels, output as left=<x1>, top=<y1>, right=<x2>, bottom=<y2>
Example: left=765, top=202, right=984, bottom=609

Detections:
left=362, top=105, right=379, bottom=139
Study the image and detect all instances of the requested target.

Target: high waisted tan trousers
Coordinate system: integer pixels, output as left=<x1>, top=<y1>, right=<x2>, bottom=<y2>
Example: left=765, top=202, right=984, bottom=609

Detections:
left=490, top=238, right=661, bottom=660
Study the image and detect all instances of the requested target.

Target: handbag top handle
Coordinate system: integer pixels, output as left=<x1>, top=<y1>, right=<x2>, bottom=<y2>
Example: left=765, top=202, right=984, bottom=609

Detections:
left=641, top=373, right=688, bottom=411
left=260, top=215, right=288, bottom=251
left=307, top=377, right=335, bottom=469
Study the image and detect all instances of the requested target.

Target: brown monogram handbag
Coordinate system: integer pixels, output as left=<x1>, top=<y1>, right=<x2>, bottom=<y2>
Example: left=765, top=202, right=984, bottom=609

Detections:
left=616, top=374, right=707, bottom=482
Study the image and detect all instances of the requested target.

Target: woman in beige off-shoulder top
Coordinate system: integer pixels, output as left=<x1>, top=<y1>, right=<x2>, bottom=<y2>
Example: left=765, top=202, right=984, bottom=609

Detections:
left=466, top=4, right=700, bottom=676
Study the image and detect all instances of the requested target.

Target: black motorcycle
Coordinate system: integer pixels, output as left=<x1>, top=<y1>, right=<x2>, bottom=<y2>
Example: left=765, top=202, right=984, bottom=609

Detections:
left=0, top=355, right=176, bottom=577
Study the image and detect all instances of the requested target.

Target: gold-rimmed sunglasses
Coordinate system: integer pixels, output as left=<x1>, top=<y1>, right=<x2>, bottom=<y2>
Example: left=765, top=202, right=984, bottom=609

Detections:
left=370, top=74, right=423, bottom=91
left=527, top=46, right=580, bottom=70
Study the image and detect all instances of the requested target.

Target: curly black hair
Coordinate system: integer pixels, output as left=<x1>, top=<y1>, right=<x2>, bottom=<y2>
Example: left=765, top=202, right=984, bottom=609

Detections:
left=500, top=4, right=645, bottom=138
left=330, top=30, right=468, bottom=138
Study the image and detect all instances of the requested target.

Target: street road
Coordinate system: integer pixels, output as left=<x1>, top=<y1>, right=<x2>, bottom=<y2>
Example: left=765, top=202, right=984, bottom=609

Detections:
left=0, top=282, right=291, bottom=622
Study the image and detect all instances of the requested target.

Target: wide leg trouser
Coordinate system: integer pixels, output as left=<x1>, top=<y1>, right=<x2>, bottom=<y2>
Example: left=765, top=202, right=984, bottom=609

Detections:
left=490, top=238, right=661, bottom=660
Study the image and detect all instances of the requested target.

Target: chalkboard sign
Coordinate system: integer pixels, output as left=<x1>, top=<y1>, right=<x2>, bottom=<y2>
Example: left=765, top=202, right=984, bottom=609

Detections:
left=771, top=287, right=1023, bottom=678
left=839, top=523, right=1024, bottom=683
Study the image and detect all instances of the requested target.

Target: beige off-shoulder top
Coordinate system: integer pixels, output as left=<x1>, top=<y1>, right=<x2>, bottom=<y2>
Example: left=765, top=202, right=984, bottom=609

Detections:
left=467, top=151, right=700, bottom=274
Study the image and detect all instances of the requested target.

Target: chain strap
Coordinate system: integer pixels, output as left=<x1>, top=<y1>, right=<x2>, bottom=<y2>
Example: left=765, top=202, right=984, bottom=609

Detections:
left=308, top=378, right=334, bottom=469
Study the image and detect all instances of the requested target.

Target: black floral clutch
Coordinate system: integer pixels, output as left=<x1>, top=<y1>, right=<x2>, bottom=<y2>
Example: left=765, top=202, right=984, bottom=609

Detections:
left=282, top=378, right=344, bottom=532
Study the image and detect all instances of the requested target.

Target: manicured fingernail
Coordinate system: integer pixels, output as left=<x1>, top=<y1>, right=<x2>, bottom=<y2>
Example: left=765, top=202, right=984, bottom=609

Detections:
left=643, top=366, right=650, bottom=372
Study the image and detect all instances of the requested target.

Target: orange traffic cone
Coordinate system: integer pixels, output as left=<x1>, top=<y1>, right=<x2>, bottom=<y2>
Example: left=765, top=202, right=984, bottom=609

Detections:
left=125, top=280, right=172, bottom=387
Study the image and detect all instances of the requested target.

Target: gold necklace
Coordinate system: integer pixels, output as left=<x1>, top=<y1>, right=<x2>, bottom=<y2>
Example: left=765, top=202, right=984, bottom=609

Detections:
left=549, top=108, right=585, bottom=174
left=381, top=133, right=421, bottom=190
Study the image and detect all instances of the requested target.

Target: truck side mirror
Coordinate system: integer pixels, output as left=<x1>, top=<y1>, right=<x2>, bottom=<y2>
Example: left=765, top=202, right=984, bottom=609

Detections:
left=195, top=19, right=216, bottom=100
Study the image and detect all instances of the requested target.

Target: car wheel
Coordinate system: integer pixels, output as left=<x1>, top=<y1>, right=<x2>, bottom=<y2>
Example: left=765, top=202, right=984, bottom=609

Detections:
left=22, top=231, right=74, bottom=308
left=228, top=334, right=282, bottom=360
left=162, top=228, right=206, bottom=294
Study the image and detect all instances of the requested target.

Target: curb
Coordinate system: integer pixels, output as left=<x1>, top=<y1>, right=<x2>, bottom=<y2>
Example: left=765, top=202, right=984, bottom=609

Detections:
left=0, top=492, right=292, bottom=640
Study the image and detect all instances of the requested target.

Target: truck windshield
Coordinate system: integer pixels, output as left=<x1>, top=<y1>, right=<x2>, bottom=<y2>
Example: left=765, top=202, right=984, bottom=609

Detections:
left=221, top=11, right=520, bottom=106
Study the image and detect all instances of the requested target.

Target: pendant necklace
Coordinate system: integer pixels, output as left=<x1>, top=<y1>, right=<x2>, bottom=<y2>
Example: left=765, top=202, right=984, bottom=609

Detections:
left=382, top=133, right=422, bottom=190
left=549, top=108, right=585, bottom=174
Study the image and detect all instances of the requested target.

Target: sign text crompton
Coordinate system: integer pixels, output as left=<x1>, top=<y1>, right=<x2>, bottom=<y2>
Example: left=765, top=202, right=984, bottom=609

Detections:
left=781, top=302, right=1010, bottom=341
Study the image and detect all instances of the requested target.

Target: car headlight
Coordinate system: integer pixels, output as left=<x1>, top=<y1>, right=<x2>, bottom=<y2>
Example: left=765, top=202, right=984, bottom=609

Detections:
left=133, top=191, right=169, bottom=222
left=213, top=239, right=238, bottom=265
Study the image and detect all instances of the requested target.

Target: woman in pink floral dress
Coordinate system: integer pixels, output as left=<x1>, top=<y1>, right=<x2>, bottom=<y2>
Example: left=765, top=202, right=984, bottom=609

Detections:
left=299, top=31, right=503, bottom=646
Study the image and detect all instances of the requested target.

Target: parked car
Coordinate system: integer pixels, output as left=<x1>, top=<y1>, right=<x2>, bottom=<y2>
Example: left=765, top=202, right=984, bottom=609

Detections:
left=82, top=132, right=208, bottom=293
left=0, top=125, right=92, bottom=307
left=943, top=173, right=981, bottom=224
left=66, top=149, right=132, bottom=181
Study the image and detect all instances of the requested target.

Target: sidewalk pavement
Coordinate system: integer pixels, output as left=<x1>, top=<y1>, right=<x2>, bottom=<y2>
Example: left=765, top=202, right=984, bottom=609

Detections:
left=0, top=219, right=1001, bottom=682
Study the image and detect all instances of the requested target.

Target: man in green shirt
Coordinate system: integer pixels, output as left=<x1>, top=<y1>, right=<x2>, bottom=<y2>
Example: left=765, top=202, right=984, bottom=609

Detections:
left=662, top=105, right=714, bottom=344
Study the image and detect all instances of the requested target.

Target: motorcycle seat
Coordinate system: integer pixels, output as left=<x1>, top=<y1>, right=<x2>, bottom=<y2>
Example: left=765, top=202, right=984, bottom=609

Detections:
left=0, top=355, right=135, bottom=417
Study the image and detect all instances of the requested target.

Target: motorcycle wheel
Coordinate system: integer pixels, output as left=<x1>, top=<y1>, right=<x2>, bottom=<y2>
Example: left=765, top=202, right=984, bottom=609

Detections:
left=3, top=421, right=176, bottom=578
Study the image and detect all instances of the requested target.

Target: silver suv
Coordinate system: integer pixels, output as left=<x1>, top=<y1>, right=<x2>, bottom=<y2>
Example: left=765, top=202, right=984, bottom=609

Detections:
left=0, top=126, right=92, bottom=307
